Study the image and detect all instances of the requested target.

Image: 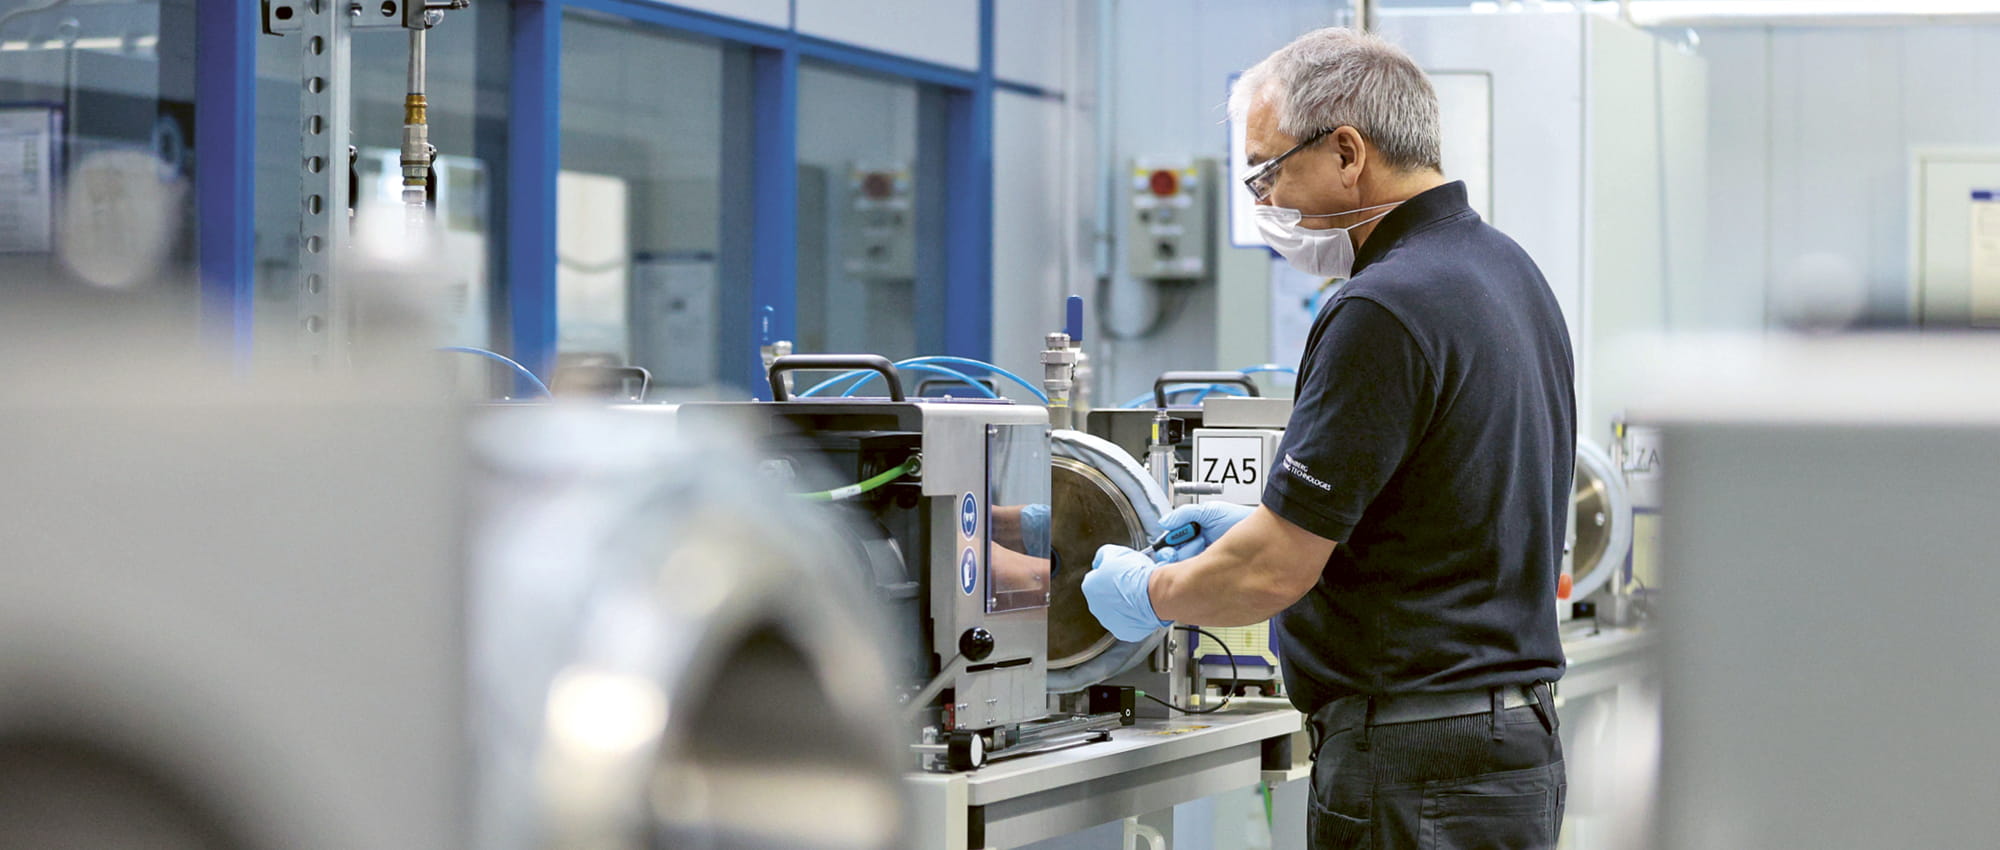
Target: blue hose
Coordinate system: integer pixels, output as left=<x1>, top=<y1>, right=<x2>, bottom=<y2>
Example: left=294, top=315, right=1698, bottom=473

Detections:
left=798, top=370, right=872, bottom=398
left=896, top=356, right=1050, bottom=404
left=436, top=346, right=551, bottom=398
left=1238, top=364, right=1297, bottom=377
left=840, top=363, right=999, bottom=399
left=797, top=356, right=1049, bottom=403
left=1120, top=384, right=1249, bottom=409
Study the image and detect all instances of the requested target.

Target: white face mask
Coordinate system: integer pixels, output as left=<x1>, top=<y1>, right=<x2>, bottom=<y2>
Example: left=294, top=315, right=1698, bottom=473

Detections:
left=1252, top=201, right=1401, bottom=279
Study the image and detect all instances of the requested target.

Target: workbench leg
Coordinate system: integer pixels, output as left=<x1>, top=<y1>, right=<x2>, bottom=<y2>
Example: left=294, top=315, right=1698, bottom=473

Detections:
left=1268, top=779, right=1308, bottom=850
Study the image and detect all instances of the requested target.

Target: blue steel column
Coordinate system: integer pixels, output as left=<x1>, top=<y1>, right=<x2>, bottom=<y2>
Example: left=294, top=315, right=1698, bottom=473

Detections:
left=746, top=44, right=799, bottom=396
left=940, top=0, right=995, bottom=360
left=508, top=0, right=561, bottom=386
left=194, top=0, right=255, bottom=361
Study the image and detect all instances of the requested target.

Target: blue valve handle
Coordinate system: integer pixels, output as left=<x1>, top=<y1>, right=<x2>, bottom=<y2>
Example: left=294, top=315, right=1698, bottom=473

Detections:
left=1145, top=521, right=1203, bottom=553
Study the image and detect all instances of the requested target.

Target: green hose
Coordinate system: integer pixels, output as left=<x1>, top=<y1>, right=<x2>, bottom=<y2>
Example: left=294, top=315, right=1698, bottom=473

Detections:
left=796, top=457, right=919, bottom=502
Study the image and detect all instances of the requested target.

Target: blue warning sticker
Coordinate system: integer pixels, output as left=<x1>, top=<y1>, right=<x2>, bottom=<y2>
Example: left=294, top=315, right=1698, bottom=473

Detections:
left=959, top=547, right=978, bottom=596
left=960, top=492, right=979, bottom=539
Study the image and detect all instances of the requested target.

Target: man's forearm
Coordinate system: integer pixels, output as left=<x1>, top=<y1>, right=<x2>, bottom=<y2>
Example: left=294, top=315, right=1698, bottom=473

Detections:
left=1146, top=507, right=1334, bottom=626
left=1146, top=544, right=1303, bottom=626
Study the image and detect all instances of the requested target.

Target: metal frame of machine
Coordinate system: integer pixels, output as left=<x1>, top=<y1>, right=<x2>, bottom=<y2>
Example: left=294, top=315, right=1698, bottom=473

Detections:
left=679, top=354, right=1137, bottom=772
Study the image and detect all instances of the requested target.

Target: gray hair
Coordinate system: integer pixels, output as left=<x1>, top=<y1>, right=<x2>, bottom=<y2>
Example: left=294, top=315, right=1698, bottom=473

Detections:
left=1229, top=27, right=1441, bottom=172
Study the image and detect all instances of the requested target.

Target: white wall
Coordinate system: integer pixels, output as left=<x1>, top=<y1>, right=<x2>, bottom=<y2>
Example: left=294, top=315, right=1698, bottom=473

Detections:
left=993, top=91, right=1074, bottom=389
left=1698, top=24, right=2000, bottom=328
left=796, top=0, right=981, bottom=71
left=991, top=0, right=1101, bottom=400
left=996, top=0, right=1073, bottom=91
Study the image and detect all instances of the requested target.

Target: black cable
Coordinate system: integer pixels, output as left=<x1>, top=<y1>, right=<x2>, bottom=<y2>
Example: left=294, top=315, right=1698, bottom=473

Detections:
left=1140, top=625, right=1238, bottom=715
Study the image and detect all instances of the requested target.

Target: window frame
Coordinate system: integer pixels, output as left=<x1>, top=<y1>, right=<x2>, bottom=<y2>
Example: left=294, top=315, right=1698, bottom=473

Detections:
left=506, top=0, right=997, bottom=396
left=198, top=0, right=1022, bottom=391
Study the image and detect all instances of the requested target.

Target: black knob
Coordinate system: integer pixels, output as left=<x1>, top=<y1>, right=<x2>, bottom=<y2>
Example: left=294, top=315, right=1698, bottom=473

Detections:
left=946, top=730, right=986, bottom=771
left=1571, top=601, right=1598, bottom=620
left=959, top=627, right=996, bottom=662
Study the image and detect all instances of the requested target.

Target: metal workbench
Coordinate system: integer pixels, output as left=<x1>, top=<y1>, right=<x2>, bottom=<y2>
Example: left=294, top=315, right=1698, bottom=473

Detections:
left=906, top=704, right=1306, bottom=850
left=907, top=623, right=1661, bottom=850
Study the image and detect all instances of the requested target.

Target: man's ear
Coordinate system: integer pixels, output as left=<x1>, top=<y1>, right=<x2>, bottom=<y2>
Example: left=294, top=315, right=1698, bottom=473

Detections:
left=1334, top=127, right=1367, bottom=186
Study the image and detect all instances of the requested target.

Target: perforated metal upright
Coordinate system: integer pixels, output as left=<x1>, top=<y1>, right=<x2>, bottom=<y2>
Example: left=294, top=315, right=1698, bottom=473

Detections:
left=295, top=0, right=352, bottom=365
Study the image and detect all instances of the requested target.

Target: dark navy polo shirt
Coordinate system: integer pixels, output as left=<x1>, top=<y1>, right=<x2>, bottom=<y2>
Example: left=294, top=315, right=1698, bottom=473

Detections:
left=1263, top=181, right=1575, bottom=711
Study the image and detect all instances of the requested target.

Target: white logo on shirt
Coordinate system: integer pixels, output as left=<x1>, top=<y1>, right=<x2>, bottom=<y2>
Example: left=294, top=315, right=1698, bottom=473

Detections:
left=1282, top=454, right=1333, bottom=491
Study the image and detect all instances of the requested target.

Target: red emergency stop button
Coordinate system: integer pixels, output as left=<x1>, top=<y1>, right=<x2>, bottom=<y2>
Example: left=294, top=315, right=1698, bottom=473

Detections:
left=862, top=172, right=894, bottom=200
left=1148, top=169, right=1179, bottom=197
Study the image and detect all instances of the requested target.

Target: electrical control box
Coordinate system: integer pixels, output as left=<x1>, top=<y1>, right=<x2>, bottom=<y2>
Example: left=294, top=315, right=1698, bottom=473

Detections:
left=630, top=252, right=718, bottom=388
left=842, top=161, right=915, bottom=280
left=1127, top=157, right=1214, bottom=280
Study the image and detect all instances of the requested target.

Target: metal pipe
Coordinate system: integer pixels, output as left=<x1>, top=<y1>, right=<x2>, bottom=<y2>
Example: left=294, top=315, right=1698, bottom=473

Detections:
left=400, top=27, right=431, bottom=214
left=1147, top=407, right=1176, bottom=500
left=1042, top=332, right=1077, bottom=431
left=1352, top=0, right=1374, bottom=32
left=407, top=26, right=424, bottom=94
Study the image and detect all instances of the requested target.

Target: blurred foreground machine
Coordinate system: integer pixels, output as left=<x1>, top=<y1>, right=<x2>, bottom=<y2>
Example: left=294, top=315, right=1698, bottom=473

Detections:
left=472, top=406, right=908, bottom=850
left=1648, top=336, right=2000, bottom=850
left=0, top=327, right=909, bottom=850
left=0, top=346, right=465, bottom=850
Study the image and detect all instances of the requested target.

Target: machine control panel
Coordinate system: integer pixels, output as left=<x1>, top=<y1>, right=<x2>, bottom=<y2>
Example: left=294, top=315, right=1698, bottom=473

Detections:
left=1128, top=157, right=1215, bottom=279
left=842, top=161, right=915, bottom=280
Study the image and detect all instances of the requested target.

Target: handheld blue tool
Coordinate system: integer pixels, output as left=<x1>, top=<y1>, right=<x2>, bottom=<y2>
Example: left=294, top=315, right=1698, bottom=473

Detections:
left=1145, top=521, right=1202, bottom=553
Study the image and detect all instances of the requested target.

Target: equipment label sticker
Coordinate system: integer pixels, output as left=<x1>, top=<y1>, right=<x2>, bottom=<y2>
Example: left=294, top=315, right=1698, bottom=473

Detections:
left=959, top=547, right=978, bottom=595
left=960, top=493, right=979, bottom=539
left=1195, top=433, right=1270, bottom=505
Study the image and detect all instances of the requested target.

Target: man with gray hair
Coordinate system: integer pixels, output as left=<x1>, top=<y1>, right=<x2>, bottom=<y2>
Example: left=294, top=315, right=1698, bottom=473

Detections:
left=1085, top=27, right=1575, bottom=849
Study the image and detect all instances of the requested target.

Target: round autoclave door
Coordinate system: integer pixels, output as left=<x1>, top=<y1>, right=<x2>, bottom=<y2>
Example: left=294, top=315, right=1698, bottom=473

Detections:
left=1045, top=430, right=1172, bottom=693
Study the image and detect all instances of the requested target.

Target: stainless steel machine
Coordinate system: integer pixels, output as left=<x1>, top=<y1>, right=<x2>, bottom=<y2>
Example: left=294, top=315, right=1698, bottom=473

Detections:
left=679, top=355, right=1138, bottom=772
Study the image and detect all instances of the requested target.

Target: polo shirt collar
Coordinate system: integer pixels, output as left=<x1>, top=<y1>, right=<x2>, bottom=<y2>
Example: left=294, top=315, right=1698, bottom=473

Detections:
left=1351, top=180, right=1474, bottom=276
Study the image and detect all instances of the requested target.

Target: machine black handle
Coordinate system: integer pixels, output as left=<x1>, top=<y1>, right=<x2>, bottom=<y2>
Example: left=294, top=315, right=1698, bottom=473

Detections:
left=552, top=364, right=651, bottom=400
left=915, top=376, right=998, bottom=397
left=769, top=354, right=905, bottom=402
left=1153, top=371, right=1260, bottom=408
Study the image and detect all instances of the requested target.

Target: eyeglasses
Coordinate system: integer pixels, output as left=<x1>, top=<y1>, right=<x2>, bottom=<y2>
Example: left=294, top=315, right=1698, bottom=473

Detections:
left=1242, top=126, right=1336, bottom=202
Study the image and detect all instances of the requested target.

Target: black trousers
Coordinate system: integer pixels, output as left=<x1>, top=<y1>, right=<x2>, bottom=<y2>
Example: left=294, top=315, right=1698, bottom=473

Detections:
left=1305, top=687, right=1565, bottom=849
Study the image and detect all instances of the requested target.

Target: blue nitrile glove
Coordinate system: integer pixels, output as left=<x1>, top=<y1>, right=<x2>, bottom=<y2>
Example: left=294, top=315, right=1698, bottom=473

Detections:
left=1084, top=544, right=1172, bottom=642
left=1151, top=502, right=1255, bottom=563
left=1020, top=503, right=1051, bottom=558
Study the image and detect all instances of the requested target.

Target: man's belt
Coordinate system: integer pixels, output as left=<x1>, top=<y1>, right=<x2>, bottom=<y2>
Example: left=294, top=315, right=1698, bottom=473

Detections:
left=1313, top=683, right=1550, bottom=730
left=1371, top=684, right=1542, bottom=726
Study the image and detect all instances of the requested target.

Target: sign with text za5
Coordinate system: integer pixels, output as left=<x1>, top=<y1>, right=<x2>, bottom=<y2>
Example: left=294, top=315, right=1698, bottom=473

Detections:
left=1191, top=428, right=1283, bottom=505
